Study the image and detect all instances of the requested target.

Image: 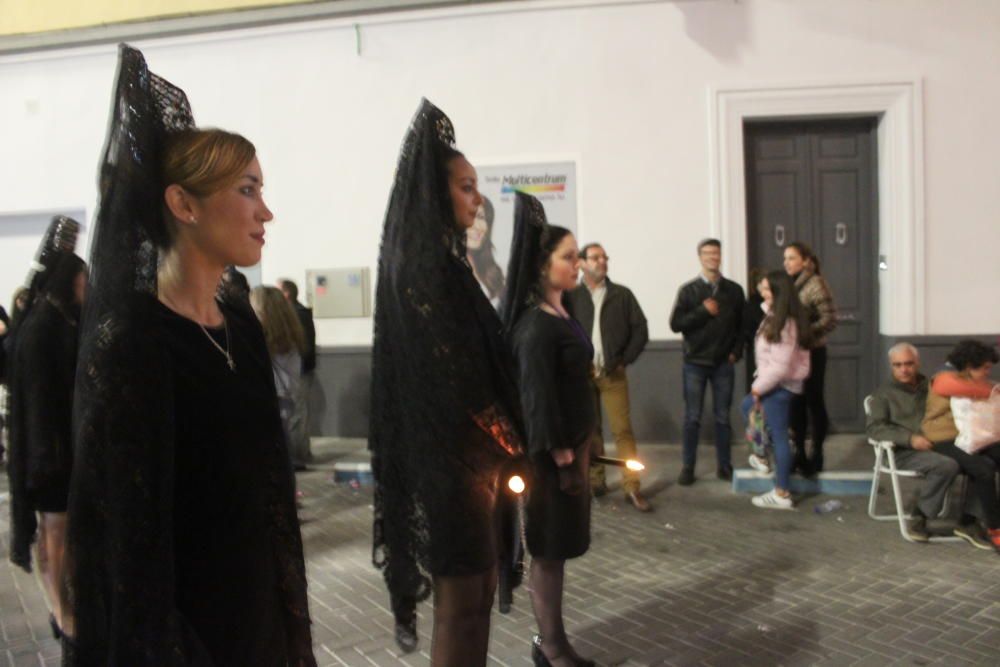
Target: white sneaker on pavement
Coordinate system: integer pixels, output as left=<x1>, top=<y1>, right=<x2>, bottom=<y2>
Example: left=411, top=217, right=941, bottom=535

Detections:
left=748, top=454, right=771, bottom=473
left=752, top=489, right=794, bottom=510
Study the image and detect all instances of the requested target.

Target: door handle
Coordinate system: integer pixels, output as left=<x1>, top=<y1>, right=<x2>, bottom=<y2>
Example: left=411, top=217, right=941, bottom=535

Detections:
left=835, top=222, right=848, bottom=246
left=836, top=312, right=857, bottom=322
left=774, top=224, right=786, bottom=247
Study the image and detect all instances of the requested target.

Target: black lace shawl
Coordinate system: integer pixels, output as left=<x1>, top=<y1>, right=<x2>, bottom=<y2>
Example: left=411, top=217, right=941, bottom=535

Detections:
left=64, top=45, right=313, bottom=666
left=500, top=192, right=549, bottom=334
left=369, top=99, right=523, bottom=616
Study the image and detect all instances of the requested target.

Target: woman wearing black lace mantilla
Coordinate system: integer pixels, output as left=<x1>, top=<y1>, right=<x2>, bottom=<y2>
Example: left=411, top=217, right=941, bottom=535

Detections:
left=369, top=99, right=524, bottom=666
left=504, top=193, right=597, bottom=667
left=7, top=216, right=85, bottom=641
left=63, top=45, right=315, bottom=666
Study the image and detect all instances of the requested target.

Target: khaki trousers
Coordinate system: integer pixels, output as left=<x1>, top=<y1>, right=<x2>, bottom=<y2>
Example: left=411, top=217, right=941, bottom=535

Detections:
left=589, top=367, right=640, bottom=493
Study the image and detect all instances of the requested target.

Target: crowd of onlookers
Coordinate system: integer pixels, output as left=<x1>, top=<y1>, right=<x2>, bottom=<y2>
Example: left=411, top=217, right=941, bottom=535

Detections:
left=577, top=234, right=999, bottom=545
left=665, top=239, right=838, bottom=511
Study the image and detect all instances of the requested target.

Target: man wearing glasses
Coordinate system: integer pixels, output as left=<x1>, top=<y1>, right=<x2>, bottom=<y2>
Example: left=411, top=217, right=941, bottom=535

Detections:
left=569, top=243, right=651, bottom=512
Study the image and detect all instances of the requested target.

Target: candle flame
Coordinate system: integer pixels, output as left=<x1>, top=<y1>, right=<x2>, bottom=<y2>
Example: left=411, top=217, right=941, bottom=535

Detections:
left=625, top=459, right=645, bottom=472
left=508, top=475, right=526, bottom=494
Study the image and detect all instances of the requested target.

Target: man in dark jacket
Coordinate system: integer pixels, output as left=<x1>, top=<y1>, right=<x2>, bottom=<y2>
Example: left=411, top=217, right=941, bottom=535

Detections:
left=569, top=243, right=651, bottom=511
left=670, top=239, right=745, bottom=485
left=279, top=278, right=317, bottom=466
left=866, top=343, right=964, bottom=543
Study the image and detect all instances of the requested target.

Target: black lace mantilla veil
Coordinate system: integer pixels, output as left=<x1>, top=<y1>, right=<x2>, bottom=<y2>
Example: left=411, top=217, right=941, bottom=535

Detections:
left=500, top=192, right=549, bottom=334
left=65, top=45, right=312, bottom=665
left=369, top=98, right=524, bottom=627
left=6, top=215, right=80, bottom=572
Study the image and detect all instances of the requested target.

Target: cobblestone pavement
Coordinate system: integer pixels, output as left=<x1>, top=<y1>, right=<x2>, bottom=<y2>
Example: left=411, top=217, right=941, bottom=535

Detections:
left=3, top=437, right=999, bottom=666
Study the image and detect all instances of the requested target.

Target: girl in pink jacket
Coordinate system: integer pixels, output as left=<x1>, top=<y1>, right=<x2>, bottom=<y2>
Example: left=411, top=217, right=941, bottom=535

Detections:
left=741, top=271, right=812, bottom=509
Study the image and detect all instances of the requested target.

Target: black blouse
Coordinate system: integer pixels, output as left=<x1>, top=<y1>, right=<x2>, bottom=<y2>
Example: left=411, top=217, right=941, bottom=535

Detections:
left=511, top=307, right=596, bottom=458
left=155, top=299, right=290, bottom=666
left=66, top=295, right=313, bottom=666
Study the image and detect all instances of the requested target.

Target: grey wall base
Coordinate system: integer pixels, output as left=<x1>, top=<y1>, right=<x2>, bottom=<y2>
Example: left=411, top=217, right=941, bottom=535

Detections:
left=313, top=334, right=999, bottom=442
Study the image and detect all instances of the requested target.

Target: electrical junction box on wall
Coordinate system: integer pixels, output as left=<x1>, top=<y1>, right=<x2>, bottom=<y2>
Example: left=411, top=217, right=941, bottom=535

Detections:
left=306, top=267, right=371, bottom=318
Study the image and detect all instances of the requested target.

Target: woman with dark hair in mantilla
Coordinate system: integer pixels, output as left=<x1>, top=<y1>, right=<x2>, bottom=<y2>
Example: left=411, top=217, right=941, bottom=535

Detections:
left=370, top=99, right=524, bottom=665
left=7, top=216, right=85, bottom=640
left=504, top=193, right=597, bottom=667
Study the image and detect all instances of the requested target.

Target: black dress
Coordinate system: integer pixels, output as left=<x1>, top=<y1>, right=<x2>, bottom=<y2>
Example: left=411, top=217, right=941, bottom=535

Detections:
left=369, top=99, right=524, bottom=626
left=511, top=307, right=596, bottom=560
left=6, top=298, right=78, bottom=570
left=67, top=295, right=313, bottom=666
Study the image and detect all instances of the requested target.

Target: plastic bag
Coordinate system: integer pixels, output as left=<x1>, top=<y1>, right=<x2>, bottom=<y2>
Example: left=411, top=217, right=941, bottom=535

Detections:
left=952, top=388, right=1000, bottom=453
left=745, top=404, right=771, bottom=458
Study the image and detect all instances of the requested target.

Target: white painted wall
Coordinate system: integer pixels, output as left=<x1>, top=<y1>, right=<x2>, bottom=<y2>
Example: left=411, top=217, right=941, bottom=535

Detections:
left=2, top=0, right=998, bottom=344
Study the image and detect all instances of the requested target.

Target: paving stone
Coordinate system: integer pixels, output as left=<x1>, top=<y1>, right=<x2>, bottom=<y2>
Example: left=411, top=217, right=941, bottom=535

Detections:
left=3, top=437, right=999, bottom=665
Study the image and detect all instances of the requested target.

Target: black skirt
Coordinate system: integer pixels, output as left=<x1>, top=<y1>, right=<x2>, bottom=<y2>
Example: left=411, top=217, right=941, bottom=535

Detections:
left=526, top=437, right=592, bottom=560
left=512, top=308, right=597, bottom=561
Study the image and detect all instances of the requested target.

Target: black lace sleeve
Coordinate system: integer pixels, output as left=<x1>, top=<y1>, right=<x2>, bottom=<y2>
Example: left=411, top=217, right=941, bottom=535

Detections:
left=65, top=308, right=215, bottom=666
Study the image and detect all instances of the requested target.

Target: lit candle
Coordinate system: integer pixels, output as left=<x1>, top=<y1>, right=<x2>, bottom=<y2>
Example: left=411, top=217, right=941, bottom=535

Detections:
left=508, top=475, right=526, bottom=494
left=593, top=455, right=645, bottom=471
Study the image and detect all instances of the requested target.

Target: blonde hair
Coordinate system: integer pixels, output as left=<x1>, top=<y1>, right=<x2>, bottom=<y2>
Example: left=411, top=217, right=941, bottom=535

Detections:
left=161, top=129, right=256, bottom=247
left=163, top=128, right=256, bottom=197
left=250, top=285, right=305, bottom=356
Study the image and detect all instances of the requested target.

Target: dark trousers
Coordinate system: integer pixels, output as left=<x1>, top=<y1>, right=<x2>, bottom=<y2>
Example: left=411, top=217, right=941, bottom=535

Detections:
left=932, top=442, right=1000, bottom=529
left=682, top=361, right=735, bottom=470
left=791, top=346, right=829, bottom=469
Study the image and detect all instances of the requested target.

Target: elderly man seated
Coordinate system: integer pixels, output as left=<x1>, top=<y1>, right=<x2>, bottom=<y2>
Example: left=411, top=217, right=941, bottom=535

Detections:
left=866, top=343, right=960, bottom=542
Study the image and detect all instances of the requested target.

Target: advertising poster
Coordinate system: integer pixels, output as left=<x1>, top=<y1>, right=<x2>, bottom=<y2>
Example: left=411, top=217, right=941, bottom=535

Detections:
left=467, top=160, right=577, bottom=308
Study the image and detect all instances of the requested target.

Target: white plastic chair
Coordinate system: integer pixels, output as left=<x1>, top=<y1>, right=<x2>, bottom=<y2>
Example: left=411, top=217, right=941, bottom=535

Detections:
left=864, top=395, right=963, bottom=543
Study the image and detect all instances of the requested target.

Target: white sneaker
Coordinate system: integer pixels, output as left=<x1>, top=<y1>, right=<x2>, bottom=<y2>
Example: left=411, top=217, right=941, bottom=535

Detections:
left=752, top=489, right=794, bottom=510
left=748, top=454, right=771, bottom=473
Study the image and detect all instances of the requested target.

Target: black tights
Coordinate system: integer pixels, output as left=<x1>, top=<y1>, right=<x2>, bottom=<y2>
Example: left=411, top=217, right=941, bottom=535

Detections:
left=529, top=558, right=586, bottom=667
left=791, top=346, right=829, bottom=471
left=430, top=568, right=497, bottom=667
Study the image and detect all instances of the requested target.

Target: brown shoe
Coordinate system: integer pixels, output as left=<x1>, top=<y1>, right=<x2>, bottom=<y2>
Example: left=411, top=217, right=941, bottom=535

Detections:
left=625, top=490, right=652, bottom=512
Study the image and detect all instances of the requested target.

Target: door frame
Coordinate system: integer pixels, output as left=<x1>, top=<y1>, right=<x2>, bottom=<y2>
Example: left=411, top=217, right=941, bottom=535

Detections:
left=708, top=78, right=925, bottom=335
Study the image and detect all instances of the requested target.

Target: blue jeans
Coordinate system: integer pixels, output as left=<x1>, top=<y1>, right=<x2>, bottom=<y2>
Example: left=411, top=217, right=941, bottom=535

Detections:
left=682, top=362, right=735, bottom=470
left=741, top=389, right=794, bottom=491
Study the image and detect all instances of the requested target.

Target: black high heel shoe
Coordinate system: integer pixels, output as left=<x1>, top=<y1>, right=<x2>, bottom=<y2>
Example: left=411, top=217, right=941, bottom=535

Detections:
left=531, top=635, right=596, bottom=667
left=394, top=619, right=417, bottom=654
left=531, top=636, right=552, bottom=667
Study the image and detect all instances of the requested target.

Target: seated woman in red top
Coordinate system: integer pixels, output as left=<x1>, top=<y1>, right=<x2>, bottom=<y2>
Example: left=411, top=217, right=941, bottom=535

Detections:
left=922, top=339, right=999, bottom=551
